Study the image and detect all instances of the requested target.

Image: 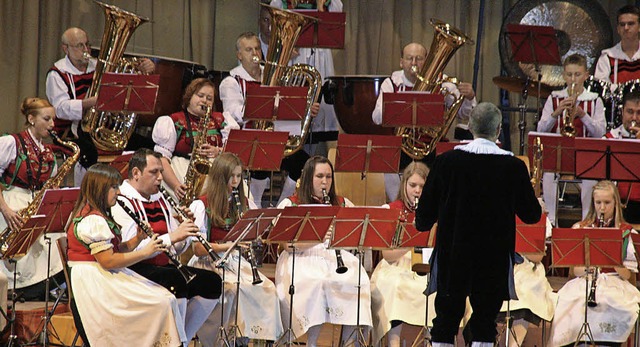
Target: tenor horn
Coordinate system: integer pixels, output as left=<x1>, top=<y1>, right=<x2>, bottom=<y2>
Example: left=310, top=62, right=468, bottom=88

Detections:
left=396, top=19, right=473, bottom=159
left=256, top=4, right=322, bottom=156
left=81, top=1, right=149, bottom=151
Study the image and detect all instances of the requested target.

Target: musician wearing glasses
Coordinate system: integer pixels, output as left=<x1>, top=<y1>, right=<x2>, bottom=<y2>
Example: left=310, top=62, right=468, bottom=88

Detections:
left=186, top=152, right=282, bottom=345
left=152, top=78, right=239, bottom=201
left=549, top=180, right=640, bottom=347
left=66, top=164, right=186, bottom=346
left=45, top=27, right=155, bottom=185
left=605, top=90, right=640, bottom=224
left=415, top=102, right=541, bottom=347
left=275, top=156, right=371, bottom=347
left=537, top=54, right=606, bottom=226
left=219, top=32, right=320, bottom=208
left=370, top=42, right=477, bottom=202
left=111, top=148, right=222, bottom=343
left=595, top=5, right=640, bottom=86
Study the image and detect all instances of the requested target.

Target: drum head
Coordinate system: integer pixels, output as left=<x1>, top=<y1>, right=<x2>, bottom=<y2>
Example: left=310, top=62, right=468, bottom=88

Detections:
left=499, top=0, right=613, bottom=87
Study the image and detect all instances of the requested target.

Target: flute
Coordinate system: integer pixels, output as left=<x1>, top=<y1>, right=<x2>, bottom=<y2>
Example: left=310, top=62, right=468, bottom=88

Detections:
left=116, top=198, right=196, bottom=283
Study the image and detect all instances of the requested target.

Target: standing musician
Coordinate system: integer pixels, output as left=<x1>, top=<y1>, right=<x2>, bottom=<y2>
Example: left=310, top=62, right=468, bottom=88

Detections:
left=152, top=78, right=239, bottom=201
left=415, top=102, right=541, bottom=347
left=595, top=5, right=640, bottom=86
left=370, top=161, right=433, bottom=347
left=219, top=32, right=320, bottom=207
left=370, top=42, right=477, bottom=201
left=45, top=27, right=155, bottom=185
left=605, top=90, right=640, bottom=224
left=66, top=163, right=186, bottom=346
left=111, top=148, right=222, bottom=343
left=0, top=97, right=61, bottom=299
left=537, top=53, right=606, bottom=225
left=548, top=180, right=640, bottom=347
left=275, top=155, right=372, bottom=347
left=187, top=152, right=283, bottom=345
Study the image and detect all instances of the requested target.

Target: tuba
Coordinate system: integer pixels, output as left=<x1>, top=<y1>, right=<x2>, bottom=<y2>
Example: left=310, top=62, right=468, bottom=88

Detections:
left=0, top=131, right=80, bottom=257
left=257, top=5, right=322, bottom=156
left=396, top=19, right=473, bottom=159
left=180, top=105, right=213, bottom=206
left=80, top=1, right=149, bottom=152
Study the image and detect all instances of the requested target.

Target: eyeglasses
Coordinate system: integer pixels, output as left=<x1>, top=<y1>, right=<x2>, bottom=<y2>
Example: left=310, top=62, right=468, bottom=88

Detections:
left=403, top=56, right=426, bottom=63
left=65, top=42, right=91, bottom=50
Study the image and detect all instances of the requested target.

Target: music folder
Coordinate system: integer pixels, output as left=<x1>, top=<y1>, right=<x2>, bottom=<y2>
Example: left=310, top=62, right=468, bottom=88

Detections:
left=382, top=92, right=445, bottom=128
left=223, top=129, right=288, bottom=172
left=551, top=227, right=623, bottom=268
left=294, top=10, right=346, bottom=49
left=97, top=72, right=160, bottom=114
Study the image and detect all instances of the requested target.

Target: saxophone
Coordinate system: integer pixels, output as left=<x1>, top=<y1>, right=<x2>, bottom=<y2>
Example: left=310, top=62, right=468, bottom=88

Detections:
left=530, top=137, right=543, bottom=197
left=0, top=130, right=80, bottom=257
left=181, top=105, right=213, bottom=206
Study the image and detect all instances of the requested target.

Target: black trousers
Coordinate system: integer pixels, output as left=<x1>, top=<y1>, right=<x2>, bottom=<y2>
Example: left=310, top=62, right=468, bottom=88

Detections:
left=128, top=263, right=222, bottom=300
left=250, top=149, right=310, bottom=181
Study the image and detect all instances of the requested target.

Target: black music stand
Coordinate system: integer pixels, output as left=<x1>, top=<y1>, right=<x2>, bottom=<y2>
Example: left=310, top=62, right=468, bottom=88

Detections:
left=269, top=206, right=338, bottom=347
left=330, top=207, right=401, bottom=347
left=574, top=138, right=640, bottom=182
left=392, top=213, right=435, bottom=347
left=551, top=227, right=623, bottom=346
left=505, top=24, right=561, bottom=155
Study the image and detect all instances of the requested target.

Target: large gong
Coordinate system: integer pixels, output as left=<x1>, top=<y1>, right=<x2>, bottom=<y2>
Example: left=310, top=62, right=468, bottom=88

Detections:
left=499, top=0, right=613, bottom=87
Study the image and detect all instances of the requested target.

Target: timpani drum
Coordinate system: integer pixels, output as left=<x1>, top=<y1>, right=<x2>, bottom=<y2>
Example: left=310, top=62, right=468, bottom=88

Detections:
left=325, top=75, right=395, bottom=135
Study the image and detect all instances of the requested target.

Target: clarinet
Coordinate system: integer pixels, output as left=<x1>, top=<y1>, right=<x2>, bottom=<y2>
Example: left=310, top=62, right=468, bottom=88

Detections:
left=231, top=188, right=263, bottom=285
left=116, top=198, right=196, bottom=283
left=587, top=213, right=605, bottom=307
left=158, top=186, right=223, bottom=265
left=322, top=189, right=348, bottom=274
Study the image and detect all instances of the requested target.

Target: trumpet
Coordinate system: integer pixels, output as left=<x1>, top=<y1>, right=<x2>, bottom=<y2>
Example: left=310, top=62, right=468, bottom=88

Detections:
left=116, top=198, right=196, bottom=283
left=158, top=186, right=223, bottom=265
left=322, top=188, right=348, bottom=274
left=630, top=120, right=638, bottom=137
left=561, top=82, right=578, bottom=137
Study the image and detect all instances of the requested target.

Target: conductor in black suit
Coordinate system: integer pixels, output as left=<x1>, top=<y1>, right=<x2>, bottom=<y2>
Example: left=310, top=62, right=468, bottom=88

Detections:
left=415, top=102, right=542, bottom=347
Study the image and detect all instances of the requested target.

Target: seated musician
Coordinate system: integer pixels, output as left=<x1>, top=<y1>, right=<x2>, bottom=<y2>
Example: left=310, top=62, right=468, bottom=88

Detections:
left=276, top=155, right=371, bottom=347
left=219, top=32, right=319, bottom=207
left=187, top=152, right=283, bottom=345
left=370, top=42, right=476, bottom=201
left=45, top=27, right=155, bottom=185
left=67, top=163, right=186, bottom=346
left=605, top=90, right=640, bottom=224
left=537, top=53, right=606, bottom=226
left=111, top=148, right=223, bottom=343
left=152, top=78, right=239, bottom=201
left=548, top=180, right=640, bottom=347
left=0, top=98, right=62, bottom=303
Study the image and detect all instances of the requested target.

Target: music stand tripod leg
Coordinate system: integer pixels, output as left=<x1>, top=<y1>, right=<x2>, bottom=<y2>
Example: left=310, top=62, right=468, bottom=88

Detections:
left=275, top=244, right=298, bottom=347
left=573, top=270, right=595, bottom=347
left=227, top=251, right=247, bottom=347
left=411, top=272, right=430, bottom=347
left=216, top=267, right=231, bottom=347
left=1, top=258, right=20, bottom=347
left=341, top=250, right=368, bottom=347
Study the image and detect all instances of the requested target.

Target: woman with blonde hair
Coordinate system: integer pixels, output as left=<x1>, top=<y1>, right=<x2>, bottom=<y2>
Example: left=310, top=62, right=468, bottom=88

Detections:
left=188, top=152, right=282, bottom=346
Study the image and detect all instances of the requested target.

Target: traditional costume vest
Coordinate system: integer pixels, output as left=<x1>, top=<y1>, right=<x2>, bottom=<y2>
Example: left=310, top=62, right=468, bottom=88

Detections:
left=550, top=97, right=596, bottom=137
left=170, top=110, right=225, bottom=158
left=1, top=130, right=55, bottom=191
left=608, top=55, right=640, bottom=84
left=67, top=205, right=122, bottom=262
left=47, top=66, right=93, bottom=133
left=199, top=194, right=245, bottom=242
left=121, top=196, right=172, bottom=266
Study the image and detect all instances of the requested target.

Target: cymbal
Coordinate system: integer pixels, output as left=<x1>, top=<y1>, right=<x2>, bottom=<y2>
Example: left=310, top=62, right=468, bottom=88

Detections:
left=492, top=76, right=554, bottom=98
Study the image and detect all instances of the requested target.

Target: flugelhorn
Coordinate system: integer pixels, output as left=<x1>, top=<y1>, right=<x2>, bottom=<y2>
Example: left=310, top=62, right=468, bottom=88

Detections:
left=322, top=188, right=348, bottom=274
left=561, top=83, right=578, bottom=137
left=116, top=198, right=196, bottom=283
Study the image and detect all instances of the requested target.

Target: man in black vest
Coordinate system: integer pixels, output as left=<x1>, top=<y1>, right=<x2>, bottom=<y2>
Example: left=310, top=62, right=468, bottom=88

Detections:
left=415, top=102, right=541, bottom=347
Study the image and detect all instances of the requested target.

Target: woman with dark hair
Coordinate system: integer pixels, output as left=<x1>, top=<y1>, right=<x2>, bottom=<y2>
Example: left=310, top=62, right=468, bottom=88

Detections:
left=152, top=78, right=239, bottom=200
left=275, top=155, right=372, bottom=347
left=549, top=180, right=640, bottom=346
left=66, top=163, right=186, bottom=346
left=187, top=152, right=282, bottom=345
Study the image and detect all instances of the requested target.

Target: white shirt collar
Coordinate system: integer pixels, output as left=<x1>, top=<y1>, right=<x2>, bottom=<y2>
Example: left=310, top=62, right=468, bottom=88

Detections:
left=455, top=138, right=513, bottom=156
left=119, top=179, right=161, bottom=203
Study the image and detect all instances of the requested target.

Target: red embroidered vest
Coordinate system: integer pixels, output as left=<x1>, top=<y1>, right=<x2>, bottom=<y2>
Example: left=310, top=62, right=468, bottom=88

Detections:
left=122, top=196, right=171, bottom=266
left=550, top=97, right=595, bottom=137
left=170, top=111, right=225, bottom=157
left=199, top=194, right=247, bottom=242
left=67, top=205, right=122, bottom=262
left=1, top=130, right=55, bottom=190
left=47, top=66, right=93, bottom=133
left=608, top=56, right=640, bottom=84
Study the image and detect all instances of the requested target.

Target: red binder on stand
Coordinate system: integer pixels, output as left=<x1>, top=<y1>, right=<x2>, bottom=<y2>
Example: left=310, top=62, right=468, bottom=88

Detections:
left=334, top=134, right=401, bottom=178
left=515, top=213, right=547, bottom=256
left=295, top=10, right=346, bottom=48
left=574, top=137, right=640, bottom=182
left=268, top=206, right=339, bottom=243
left=223, top=208, right=282, bottom=243
left=244, top=85, right=309, bottom=122
left=330, top=207, right=401, bottom=250
left=505, top=24, right=562, bottom=66
left=528, top=132, right=576, bottom=174
left=550, top=227, right=623, bottom=267
left=382, top=93, right=445, bottom=128
left=224, top=129, right=289, bottom=171
left=97, top=73, right=160, bottom=114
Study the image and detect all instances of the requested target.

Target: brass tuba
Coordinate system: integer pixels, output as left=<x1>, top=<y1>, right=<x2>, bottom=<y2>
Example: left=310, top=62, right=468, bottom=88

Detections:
left=0, top=131, right=80, bottom=257
left=396, top=19, right=473, bottom=159
left=80, top=1, right=149, bottom=152
left=257, top=4, right=322, bottom=156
